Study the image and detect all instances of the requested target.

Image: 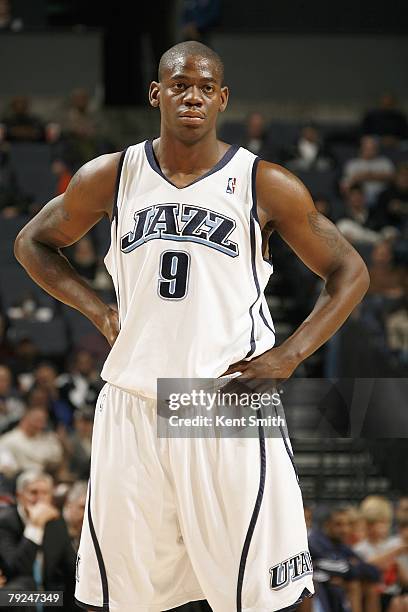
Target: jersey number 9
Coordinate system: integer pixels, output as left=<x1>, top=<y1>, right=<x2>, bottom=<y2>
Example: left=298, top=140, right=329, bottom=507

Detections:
left=158, top=251, right=190, bottom=300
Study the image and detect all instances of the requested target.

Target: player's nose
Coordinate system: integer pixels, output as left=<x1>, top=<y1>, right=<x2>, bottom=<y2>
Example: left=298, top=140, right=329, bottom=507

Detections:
left=184, top=85, right=203, bottom=105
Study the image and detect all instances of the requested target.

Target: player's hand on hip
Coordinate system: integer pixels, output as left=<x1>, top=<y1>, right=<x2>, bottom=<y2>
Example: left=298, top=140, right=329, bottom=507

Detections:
left=221, top=345, right=300, bottom=383
left=99, top=305, right=120, bottom=347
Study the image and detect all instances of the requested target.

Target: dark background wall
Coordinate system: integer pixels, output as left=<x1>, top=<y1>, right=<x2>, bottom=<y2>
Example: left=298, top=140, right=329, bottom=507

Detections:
left=1, top=32, right=407, bottom=110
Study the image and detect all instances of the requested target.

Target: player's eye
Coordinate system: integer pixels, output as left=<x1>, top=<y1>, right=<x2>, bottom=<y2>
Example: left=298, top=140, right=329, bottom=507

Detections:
left=203, top=84, right=215, bottom=94
left=173, top=82, right=186, bottom=91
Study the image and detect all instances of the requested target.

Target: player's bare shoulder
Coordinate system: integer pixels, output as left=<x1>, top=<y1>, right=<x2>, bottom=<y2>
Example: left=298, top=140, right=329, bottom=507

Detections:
left=255, top=159, right=315, bottom=229
left=64, top=151, right=123, bottom=220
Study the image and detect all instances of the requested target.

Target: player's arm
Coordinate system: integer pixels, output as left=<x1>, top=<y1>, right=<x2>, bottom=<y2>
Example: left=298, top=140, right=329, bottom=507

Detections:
left=224, top=161, right=370, bottom=379
left=14, top=152, right=122, bottom=346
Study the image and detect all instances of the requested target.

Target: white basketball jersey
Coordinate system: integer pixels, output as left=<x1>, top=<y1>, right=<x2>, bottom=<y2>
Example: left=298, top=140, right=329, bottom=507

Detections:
left=100, top=140, right=275, bottom=398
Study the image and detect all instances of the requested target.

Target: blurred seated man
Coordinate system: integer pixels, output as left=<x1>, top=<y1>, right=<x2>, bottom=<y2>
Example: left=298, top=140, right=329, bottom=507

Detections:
left=243, top=112, right=274, bottom=160
left=367, top=241, right=405, bottom=299
left=0, top=364, right=25, bottom=435
left=361, top=93, right=408, bottom=148
left=341, top=135, right=395, bottom=206
left=336, top=184, right=383, bottom=246
left=63, top=481, right=87, bottom=552
left=1, top=96, right=45, bottom=142
left=309, top=506, right=380, bottom=612
left=0, top=470, right=78, bottom=611
left=285, top=123, right=333, bottom=173
left=0, top=406, right=63, bottom=477
left=0, top=146, right=27, bottom=217
left=370, top=162, right=408, bottom=233
left=58, top=406, right=93, bottom=480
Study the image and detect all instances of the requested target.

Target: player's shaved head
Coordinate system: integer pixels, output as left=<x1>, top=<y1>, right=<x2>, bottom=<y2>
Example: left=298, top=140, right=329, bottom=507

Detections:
left=158, top=41, right=224, bottom=84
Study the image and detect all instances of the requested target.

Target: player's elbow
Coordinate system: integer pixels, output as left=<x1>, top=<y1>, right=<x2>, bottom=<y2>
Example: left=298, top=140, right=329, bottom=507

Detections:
left=14, top=226, right=32, bottom=267
left=351, top=254, right=370, bottom=302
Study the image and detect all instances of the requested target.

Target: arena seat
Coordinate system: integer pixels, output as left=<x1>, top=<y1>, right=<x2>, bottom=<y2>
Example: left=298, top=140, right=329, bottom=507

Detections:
left=0, top=263, right=55, bottom=310
left=9, top=143, right=57, bottom=204
left=218, top=120, right=246, bottom=144
left=6, top=317, right=68, bottom=356
left=61, top=304, right=99, bottom=345
left=0, top=216, right=29, bottom=264
left=293, top=169, right=338, bottom=200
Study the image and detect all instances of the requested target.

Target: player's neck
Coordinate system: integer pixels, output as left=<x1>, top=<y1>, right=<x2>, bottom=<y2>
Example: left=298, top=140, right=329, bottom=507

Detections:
left=154, top=131, right=224, bottom=176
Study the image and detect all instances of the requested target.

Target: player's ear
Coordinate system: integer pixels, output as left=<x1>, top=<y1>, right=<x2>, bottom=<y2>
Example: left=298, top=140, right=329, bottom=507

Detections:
left=149, top=82, right=160, bottom=108
left=219, top=86, right=229, bottom=113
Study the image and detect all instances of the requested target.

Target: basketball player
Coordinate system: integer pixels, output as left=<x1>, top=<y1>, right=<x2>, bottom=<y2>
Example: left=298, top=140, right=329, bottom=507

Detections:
left=15, top=42, right=370, bottom=612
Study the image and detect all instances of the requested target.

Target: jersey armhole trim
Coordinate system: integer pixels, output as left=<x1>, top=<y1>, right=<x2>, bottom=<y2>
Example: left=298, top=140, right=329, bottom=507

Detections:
left=111, top=148, right=128, bottom=227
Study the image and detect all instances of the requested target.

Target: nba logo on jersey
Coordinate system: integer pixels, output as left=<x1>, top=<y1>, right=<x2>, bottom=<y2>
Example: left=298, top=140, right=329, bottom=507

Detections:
left=226, top=177, right=236, bottom=194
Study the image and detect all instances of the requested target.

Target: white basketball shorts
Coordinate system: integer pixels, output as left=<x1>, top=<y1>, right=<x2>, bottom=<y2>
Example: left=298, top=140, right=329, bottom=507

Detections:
left=74, top=383, right=314, bottom=612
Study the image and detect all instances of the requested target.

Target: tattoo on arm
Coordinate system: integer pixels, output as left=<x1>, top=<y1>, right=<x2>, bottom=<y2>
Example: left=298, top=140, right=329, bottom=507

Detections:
left=307, top=211, right=351, bottom=258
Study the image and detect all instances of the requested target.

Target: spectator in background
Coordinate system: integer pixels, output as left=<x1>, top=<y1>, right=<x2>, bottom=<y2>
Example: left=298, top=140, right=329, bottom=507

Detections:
left=370, top=162, right=408, bottom=233
left=65, top=406, right=93, bottom=480
left=0, top=470, right=78, bottom=612
left=0, top=471, right=58, bottom=595
left=70, top=236, right=98, bottom=284
left=385, top=297, right=408, bottom=366
left=284, top=123, right=333, bottom=173
left=243, top=112, right=277, bottom=161
left=396, top=499, right=408, bottom=525
left=387, top=518, right=408, bottom=611
left=304, top=504, right=313, bottom=534
left=368, top=241, right=404, bottom=299
left=7, top=291, right=54, bottom=323
left=55, top=88, right=112, bottom=172
left=0, top=146, right=27, bottom=217
left=0, top=314, right=14, bottom=363
left=181, top=0, right=220, bottom=43
left=0, top=0, right=23, bottom=32
left=0, top=365, right=24, bottom=434
left=58, top=349, right=102, bottom=410
left=309, top=505, right=380, bottom=612
left=361, top=93, right=408, bottom=148
left=63, top=480, right=87, bottom=551
left=336, top=184, right=382, bottom=246
left=341, top=135, right=395, bottom=206
left=0, top=406, right=63, bottom=477
left=346, top=507, right=367, bottom=547
left=28, top=363, right=73, bottom=428
left=0, top=96, right=44, bottom=143
left=9, top=338, right=40, bottom=393
left=354, top=495, right=408, bottom=611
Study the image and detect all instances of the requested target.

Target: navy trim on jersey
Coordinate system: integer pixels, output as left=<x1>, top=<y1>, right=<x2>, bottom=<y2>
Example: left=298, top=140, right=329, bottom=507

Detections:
left=259, top=303, right=275, bottom=335
left=245, top=157, right=261, bottom=358
left=112, top=148, right=127, bottom=226
left=74, top=598, right=109, bottom=611
left=236, top=415, right=266, bottom=612
left=87, top=480, right=110, bottom=610
left=274, top=403, right=299, bottom=482
left=111, top=149, right=127, bottom=326
left=277, top=588, right=313, bottom=611
left=145, top=140, right=240, bottom=190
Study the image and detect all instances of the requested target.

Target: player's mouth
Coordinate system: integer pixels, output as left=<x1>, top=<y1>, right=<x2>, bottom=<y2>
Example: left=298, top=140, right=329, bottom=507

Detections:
left=178, top=112, right=205, bottom=126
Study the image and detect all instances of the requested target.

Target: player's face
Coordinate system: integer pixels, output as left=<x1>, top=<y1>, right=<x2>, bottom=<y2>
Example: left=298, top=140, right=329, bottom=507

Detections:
left=150, top=55, right=229, bottom=143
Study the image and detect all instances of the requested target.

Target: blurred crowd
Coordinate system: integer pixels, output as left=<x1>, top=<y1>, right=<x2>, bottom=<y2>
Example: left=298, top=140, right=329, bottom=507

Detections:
left=306, top=495, right=408, bottom=612
left=0, top=88, right=115, bottom=219
left=237, top=94, right=408, bottom=373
